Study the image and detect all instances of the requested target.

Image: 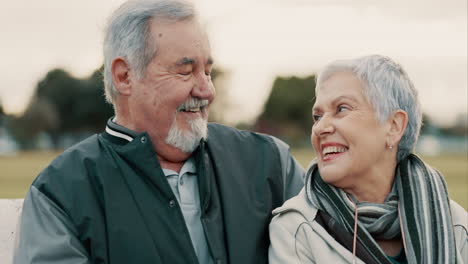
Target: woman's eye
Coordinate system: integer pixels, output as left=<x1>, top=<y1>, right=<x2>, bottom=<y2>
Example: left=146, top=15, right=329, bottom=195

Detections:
left=313, top=115, right=322, bottom=122
left=337, top=105, right=350, bottom=113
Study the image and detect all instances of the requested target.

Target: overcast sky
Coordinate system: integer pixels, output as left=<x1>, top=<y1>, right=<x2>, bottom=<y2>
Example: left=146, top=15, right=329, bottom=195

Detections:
left=1, top=0, right=466, bottom=126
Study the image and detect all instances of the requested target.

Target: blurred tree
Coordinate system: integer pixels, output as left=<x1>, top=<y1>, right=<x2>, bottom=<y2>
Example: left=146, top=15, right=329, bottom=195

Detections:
left=420, top=113, right=433, bottom=135
left=208, top=67, right=230, bottom=123
left=13, top=64, right=229, bottom=149
left=13, top=67, right=113, bottom=149
left=0, top=99, right=4, bottom=126
left=439, top=112, right=468, bottom=137
left=35, top=68, right=113, bottom=134
left=0, top=100, right=4, bottom=117
left=9, top=98, right=60, bottom=149
left=0, top=99, right=4, bottom=129
left=255, top=75, right=316, bottom=146
left=73, top=67, right=114, bottom=132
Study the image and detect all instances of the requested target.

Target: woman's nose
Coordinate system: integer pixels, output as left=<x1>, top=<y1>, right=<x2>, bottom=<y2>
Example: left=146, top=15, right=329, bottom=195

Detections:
left=312, top=115, right=335, bottom=136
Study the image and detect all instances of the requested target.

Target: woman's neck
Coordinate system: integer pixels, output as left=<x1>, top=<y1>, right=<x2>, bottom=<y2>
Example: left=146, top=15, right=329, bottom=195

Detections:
left=344, top=160, right=397, bottom=204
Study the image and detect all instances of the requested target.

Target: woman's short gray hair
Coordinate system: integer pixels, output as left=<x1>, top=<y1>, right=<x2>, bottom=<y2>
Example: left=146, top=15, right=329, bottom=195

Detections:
left=103, top=0, right=195, bottom=104
left=316, top=55, right=422, bottom=161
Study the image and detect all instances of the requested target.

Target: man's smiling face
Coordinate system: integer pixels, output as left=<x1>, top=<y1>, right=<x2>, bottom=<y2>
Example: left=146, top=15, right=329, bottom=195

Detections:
left=128, top=18, right=215, bottom=153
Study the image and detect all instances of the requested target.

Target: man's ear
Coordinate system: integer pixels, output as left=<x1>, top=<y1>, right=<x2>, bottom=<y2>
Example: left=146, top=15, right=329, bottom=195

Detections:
left=111, top=57, right=132, bottom=96
left=387, top=110, right=408, bottom=147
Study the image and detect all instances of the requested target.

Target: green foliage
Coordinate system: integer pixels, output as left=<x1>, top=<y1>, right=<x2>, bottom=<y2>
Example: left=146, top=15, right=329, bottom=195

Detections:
left=256, top=75, right=316, bottom=146
left=12, top=67, right=113, bottom=149
left=0, top=100, right=4, bottom=117
left=8, top=98, right=59, bottom=149
left=11, top=65, right=228, bottom=149
left=0, top=99, right=4, bottom=127
left=36, top=67, right=113, bottom=133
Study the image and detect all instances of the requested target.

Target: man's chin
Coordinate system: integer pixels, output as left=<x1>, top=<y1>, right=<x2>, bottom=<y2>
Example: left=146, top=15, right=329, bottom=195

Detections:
left=165, top=117, right=208, bottom=153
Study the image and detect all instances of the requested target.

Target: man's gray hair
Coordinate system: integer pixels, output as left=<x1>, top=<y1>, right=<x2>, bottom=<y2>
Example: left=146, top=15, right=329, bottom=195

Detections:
left=103, top=0, right=196, bottom=104
left=316, top=55, right=422, bottom=161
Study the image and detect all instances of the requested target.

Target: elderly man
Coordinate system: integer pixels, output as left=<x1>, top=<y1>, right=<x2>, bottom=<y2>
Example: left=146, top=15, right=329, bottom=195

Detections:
left=13, top=0, right=304, bottom=263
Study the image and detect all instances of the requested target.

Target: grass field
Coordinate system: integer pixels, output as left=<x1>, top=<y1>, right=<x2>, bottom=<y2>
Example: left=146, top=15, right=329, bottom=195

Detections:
left=1, top=150, right=467, bottom=209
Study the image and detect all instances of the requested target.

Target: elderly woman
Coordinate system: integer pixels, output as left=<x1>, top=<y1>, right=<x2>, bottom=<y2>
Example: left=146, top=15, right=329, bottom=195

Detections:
left=269, top=55, right=467, bottom=264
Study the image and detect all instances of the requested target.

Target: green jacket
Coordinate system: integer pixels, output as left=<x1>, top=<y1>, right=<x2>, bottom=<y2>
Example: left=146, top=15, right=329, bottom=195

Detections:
left=14, top=123, right=304, bottom=264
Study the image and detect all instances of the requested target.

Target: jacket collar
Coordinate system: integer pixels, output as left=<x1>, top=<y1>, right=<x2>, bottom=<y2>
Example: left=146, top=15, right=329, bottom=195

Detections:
left=103, top=117, right=209, bottom=145
left=104, top=117, right=138, bottom=142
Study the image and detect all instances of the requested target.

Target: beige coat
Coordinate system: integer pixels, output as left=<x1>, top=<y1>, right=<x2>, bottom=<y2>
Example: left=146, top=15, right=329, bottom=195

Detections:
left=269, top=189, right=467, bottom=264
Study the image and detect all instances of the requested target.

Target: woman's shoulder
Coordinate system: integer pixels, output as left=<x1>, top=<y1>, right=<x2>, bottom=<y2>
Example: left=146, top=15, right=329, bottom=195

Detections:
left=450, top=200, right=467, bottom=239
left=450, top=200, right=467, bottom=229
left=449, top=200, right=467, bottom=263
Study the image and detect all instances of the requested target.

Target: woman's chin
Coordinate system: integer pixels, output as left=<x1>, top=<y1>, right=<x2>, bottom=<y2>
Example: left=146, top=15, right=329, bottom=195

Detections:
left=319, top=168, right=347, bottom=186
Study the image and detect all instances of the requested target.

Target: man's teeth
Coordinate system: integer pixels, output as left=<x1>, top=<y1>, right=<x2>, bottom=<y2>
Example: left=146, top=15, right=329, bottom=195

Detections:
left=323, top=146, right=348, bottom=155
left=187, top=107, right=200, bottom=112
left=182, top=106, right=203, bottom=112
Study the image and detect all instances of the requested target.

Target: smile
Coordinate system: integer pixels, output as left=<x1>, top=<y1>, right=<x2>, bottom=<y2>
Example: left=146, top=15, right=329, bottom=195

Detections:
left=321, top=145, right=348, bottom=161
left=176, top=98, right=209, bottom=114
left=179, top=106, right=205, bottom=113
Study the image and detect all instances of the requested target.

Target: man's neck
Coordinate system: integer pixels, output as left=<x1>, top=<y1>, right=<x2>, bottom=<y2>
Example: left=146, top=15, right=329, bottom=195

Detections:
left=114, top=112, right=193, bottom=173
left=158, top=156, right=185, bottom=173
left=153, top=139, right=194, bottom=174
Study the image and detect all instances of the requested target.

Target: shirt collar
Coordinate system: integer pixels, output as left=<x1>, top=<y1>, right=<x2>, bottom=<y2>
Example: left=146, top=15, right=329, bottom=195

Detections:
left=162, top=156, right=197, bottom=177
left=105, top=117, right=138, bottom=142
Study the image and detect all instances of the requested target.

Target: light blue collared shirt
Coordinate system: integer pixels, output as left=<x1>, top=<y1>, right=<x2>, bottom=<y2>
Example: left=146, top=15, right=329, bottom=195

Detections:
left=162, top=157, right=213, bottom=264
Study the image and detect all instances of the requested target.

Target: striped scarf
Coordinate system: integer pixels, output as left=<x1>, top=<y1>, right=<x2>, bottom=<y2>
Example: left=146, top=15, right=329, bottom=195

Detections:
left=306, top=154, right=456, bottom=264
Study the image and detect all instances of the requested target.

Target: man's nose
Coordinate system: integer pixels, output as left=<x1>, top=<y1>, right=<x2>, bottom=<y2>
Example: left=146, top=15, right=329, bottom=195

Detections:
left=191, top=73, right=215, bottom=101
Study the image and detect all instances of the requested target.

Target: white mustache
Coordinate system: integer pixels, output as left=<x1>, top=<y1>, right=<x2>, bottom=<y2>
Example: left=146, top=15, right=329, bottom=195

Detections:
left=176, top=97, right=209, bottom=112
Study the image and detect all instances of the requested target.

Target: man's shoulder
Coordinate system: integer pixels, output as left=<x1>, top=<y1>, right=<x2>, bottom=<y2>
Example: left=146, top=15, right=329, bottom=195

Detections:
left=32, top=134, right=103, bottom=187
left=48, top=134, right=102, bottom=166
left=272, top=189, right=317, bottom=220
left=207, top=122, right=287, bottom=147
left=208, top=122, right=261, bottom=136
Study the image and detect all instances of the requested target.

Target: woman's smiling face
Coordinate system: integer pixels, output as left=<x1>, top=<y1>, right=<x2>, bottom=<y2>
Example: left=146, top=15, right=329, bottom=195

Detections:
left=311, top=71, right=390, bottom=189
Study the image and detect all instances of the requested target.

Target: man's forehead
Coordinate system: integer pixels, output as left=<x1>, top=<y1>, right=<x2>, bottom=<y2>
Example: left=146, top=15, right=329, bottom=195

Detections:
left=149, top=19, right=213, bottom=62
left=150, top=17, right=205, bottom=38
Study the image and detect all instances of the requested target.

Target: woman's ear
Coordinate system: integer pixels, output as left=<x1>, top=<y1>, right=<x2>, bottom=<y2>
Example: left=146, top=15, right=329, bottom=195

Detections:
left=111, top=57, right=132, bottom=96
left=387, top=110, right=408, bottom=147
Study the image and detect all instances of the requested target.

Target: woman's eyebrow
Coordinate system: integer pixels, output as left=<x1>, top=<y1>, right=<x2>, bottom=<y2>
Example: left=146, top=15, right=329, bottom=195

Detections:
left=331, top=95, right=358, bottom=105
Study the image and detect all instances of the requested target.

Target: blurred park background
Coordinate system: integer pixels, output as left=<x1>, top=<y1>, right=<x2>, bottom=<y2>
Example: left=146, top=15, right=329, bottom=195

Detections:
left=0, top=0, right=466, bottom=209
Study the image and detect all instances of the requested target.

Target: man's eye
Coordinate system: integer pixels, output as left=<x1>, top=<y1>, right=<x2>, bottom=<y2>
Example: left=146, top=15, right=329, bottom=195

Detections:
left=205, top=71, right=211, bottom=77
left=179, top=72, right=191, bottom=76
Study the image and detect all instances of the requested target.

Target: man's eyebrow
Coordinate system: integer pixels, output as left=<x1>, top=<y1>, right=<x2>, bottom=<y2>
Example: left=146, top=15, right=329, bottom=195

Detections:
left=175, top=57, right=214, bottom=66
left=176, top=57, right=195, bottom=66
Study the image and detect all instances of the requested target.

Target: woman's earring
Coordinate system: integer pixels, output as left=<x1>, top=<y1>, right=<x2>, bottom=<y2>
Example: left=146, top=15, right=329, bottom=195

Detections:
left=387, top=141, right=393, bottom=149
